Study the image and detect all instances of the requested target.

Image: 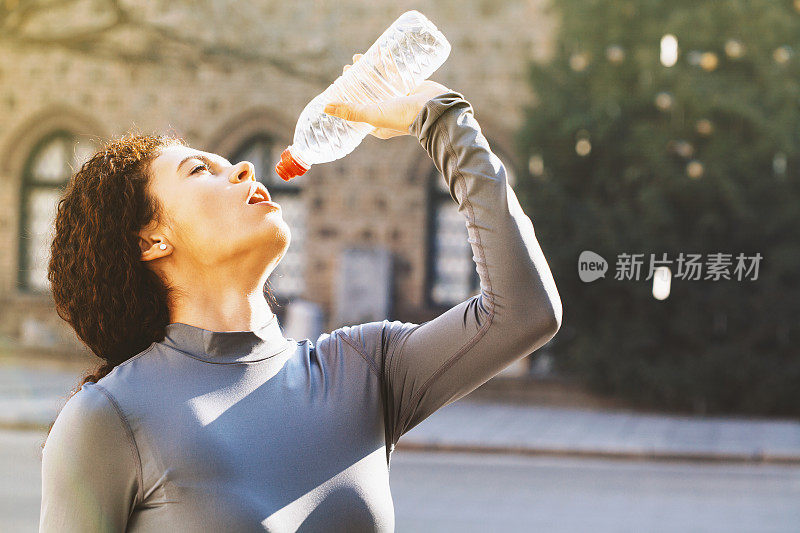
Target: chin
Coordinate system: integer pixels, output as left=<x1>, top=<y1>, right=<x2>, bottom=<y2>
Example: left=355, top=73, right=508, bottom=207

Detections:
left=255, top=221, right=291, bottom=266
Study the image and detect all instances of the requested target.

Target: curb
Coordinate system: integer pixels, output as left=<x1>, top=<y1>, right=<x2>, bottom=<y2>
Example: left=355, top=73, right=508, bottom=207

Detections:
left=395, top=441, right=800, bottom=465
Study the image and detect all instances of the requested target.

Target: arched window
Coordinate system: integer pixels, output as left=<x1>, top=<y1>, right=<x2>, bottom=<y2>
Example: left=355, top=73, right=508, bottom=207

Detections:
left=18, top=131, right=95, bottom=292
left=426, top=152, right=517, bottom=307
left=230, top=134, right=306, bottom=301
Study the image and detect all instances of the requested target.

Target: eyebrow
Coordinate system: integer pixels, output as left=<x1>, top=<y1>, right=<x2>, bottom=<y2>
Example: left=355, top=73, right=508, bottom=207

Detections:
left=176, top=154, right=231, bottom=175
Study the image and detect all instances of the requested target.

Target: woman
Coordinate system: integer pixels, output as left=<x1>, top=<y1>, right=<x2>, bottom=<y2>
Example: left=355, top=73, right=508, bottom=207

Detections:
left=39, top=54, right=562, bottom=532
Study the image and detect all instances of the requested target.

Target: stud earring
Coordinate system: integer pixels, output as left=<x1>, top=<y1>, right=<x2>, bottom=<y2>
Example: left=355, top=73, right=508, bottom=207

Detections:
left=159, top=243, right=167, bottom=250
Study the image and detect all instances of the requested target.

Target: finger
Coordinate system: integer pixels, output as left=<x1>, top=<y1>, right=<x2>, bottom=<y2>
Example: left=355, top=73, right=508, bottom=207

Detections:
left=324, top=101, right=397, bottom=130
left=369, top=124, right=408, bottom=138
left=352, top=53, right=363, bottom=62
left=370, top=128, right=407, bottom=139
left=343, top=64, right=351, bottom=74
left=324, top=101, right=370, bottom=124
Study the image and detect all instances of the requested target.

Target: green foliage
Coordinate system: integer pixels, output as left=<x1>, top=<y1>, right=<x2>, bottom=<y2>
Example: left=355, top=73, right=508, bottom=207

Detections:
left=516, top=0, right=800, bottom=416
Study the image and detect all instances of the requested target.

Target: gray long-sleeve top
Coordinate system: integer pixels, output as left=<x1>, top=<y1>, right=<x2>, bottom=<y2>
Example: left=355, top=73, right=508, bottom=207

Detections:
left=39, top=90, right=562, bottom=532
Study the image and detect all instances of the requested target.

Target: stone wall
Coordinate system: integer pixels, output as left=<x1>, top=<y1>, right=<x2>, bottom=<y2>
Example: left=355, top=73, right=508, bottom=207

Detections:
left=0, top=0, right=555, bottom=359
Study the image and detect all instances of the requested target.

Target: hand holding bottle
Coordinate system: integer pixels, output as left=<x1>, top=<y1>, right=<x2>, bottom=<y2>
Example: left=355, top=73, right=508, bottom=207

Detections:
left=323, top=53, right=451, bottom=140
left=275, top=10, right=452, bottom=180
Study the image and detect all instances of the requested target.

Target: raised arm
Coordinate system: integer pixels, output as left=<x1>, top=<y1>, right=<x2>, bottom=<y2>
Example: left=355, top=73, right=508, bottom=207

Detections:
left=40, top=382, right=140, bottom=532
left=337, top=90, right=562, bottom=458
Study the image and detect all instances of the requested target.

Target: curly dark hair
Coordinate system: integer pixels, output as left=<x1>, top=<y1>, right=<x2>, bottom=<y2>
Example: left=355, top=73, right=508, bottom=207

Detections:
left=43, top=132, right=277, bottom=445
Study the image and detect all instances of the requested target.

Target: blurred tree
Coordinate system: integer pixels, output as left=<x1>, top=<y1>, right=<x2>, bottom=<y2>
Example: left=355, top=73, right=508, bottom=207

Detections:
left=517, top=0, right=800, bottom=416
left=0, top=0, right=331, bottom=84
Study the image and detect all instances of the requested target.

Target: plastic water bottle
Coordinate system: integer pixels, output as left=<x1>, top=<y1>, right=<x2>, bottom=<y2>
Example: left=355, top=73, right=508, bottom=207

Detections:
left=274, top=10, right=451, bottom=181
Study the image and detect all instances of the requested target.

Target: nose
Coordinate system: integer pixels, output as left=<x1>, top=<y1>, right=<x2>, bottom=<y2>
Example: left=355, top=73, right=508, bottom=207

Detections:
left=230, top=161, right=255, bottom=183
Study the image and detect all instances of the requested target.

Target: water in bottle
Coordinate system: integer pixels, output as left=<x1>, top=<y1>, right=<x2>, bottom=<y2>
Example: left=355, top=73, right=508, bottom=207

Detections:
left=274, top=10, right=451, bottom=181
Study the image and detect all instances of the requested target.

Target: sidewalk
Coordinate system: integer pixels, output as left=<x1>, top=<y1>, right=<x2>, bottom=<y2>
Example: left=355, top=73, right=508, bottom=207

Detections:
left=397, top=400, right=800, bottom=464
left=2, top=358, right=799, bottom=464
left=0, top=357, right=83, bottom=431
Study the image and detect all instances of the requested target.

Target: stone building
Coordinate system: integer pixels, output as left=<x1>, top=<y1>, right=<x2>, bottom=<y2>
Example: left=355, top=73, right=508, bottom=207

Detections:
left=0, top=1, right=554, bottom=373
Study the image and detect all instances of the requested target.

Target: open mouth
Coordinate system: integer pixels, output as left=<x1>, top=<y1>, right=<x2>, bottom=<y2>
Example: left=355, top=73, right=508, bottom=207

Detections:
left=246, top=183, right=277, bottom=207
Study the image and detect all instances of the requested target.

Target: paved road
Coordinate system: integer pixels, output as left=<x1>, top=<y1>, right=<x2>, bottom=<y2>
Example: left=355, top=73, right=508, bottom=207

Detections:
left=5, top=429, right=799, bottom=532
left=0, top=429, right=45, bottom=532
left=390, top=451, right=800, bottom=532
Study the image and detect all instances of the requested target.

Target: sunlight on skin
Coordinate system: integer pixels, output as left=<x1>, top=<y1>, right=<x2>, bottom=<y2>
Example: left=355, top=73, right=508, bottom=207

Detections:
left=138, top=145, right=290, bottom=332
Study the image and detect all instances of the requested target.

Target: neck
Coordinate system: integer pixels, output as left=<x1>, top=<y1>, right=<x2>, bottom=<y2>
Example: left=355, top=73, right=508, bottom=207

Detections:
left=168, top=265, right=276, bottom=332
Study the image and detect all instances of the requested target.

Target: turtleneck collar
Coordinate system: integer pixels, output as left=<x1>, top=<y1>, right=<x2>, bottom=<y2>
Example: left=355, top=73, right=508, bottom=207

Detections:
left=160, top=313, right=295, bottom=364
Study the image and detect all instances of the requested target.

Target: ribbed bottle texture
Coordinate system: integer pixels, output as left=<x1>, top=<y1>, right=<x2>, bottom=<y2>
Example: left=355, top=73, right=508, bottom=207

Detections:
left=275, top=10, right=451, bottom=181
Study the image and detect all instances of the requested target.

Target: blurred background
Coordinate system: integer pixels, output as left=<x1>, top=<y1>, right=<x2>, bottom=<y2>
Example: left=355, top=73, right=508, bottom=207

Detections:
left=1, top=1, right=799, bottom=531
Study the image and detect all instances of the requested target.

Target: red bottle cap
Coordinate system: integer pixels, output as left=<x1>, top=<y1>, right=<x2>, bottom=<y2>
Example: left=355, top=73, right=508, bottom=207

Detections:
left=275, top=148, right=309, bottom=181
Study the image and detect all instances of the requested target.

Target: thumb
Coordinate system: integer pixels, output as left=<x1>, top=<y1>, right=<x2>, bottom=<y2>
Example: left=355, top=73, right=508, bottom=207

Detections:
left=324, top=101, right=371, bottom=123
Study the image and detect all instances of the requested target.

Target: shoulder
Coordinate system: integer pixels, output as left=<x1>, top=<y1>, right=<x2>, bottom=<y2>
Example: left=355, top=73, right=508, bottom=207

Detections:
left=45, top=382, right=130, bottom=453
left=332, top=320, right=387, bottom=343
left=43, top=381, right=142, bottom=484
left=321, top=319, right=403, bottom=356
left=314, top=319, right=422, bottom=376
left=41, top=383, right=143, bottom=527
left=311, top=321, right=391, bottom=379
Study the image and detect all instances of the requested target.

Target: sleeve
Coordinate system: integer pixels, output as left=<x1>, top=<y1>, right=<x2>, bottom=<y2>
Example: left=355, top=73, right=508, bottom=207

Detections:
left=340, top=90, right=563, bottom=451
left=39, top=382, right=141, bottom=532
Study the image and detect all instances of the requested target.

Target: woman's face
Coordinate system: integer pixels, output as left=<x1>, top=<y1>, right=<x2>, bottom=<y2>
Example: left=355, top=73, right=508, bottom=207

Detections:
left=141, top=144, right=290, bottom=272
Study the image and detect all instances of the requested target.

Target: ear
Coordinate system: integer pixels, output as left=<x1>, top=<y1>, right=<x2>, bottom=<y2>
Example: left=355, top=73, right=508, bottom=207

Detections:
left=138, top=233, right=172, bottom=262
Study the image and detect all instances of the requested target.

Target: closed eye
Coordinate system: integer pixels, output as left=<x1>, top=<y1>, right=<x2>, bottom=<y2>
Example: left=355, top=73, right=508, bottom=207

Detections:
left=191, top=163, right=209, bottom=174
